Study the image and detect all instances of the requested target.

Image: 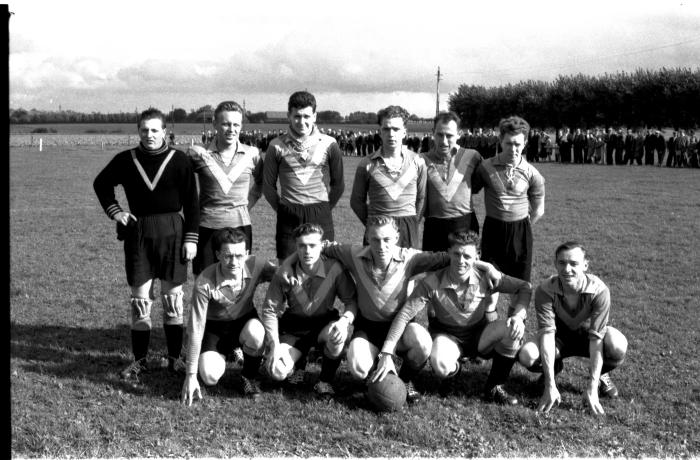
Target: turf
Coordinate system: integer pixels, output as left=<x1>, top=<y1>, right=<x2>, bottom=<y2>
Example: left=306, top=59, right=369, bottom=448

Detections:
left=10, top=145, right=700, bottom=457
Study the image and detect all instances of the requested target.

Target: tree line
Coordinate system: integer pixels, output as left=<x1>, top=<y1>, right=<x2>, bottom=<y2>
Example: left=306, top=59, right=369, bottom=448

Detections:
left=449, top=67, right=700, bottom=130
left=9, top=106, right=427, bottom=125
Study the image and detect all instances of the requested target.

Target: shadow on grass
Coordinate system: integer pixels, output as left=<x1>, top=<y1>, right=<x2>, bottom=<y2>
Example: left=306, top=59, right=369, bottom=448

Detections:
left=10, top=322, right=185, bottom=399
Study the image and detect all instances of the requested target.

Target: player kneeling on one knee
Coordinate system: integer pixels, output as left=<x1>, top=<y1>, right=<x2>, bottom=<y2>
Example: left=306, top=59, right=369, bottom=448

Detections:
left=261, top=223, right=358, bottom=397
left=374, top=230, right=532, bottom=405
left=180, top=228, right=276, bottom=406
left=518, top=241, right=628, bottom=415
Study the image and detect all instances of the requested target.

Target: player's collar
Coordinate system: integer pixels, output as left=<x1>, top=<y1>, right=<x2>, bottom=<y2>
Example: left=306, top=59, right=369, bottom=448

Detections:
left=294, top=258, right=327, bottom=279
left=137, top=141, right=169, bottom=156
left=438, top=266, right=480, bottom=290
left=358, top=245, right=404, bottom=263
left=553, top=274, right=595, bottom=295
left=207, top=139, right=245, bottom=155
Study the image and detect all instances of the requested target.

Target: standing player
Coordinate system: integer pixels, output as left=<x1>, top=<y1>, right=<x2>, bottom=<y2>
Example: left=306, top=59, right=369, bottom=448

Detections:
left=263, top=91, right=345, bottom=262
left=473, top=116, right=545, bottom=285
left=518, top=242, right=628, bottom=415
left=261, top=223, right=358, bottom=397
left=180, top=228, right=277, bottom=405
left=321, top=216, right=499, bottom=402
left=421, top=111, right=482, bottom=252
left=350, top=106, right=427, bottom=249
left=93, top=108, right=198, bottom=378
left=372, top=231, right=532, bottom=405
left=187, top=101, right=263, bottom=275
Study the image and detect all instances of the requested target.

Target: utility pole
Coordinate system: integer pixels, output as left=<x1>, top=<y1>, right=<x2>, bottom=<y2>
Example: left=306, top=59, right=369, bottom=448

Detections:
left=435, top=66, right=442, bottom=118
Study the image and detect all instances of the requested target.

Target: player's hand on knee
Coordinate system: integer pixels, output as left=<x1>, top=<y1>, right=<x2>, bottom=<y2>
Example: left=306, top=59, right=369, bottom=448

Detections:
left=537, top=385, right=561, bottom=413
left=181, top=374, right=202, bottom=407
left=585, top=385, right=605, bottom=416
left=506, top=316, right=525, bottom=341
left=182, top=242, right=197, bottom=261
left=329, top=317, right=349, bottom=344
left=369, top=353, right=395, bottom=383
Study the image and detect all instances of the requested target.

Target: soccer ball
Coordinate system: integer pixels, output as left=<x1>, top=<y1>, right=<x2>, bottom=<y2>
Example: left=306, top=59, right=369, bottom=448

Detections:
left=367, top=372, right=407, bottom=412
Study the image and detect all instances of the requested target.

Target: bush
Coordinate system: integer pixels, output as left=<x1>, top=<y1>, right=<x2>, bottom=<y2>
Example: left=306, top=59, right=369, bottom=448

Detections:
left=30, top=127, right=57, bottom=133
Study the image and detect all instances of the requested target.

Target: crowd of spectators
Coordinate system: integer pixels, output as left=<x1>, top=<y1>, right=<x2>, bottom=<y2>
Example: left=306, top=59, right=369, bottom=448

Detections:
left=196, top=125, right=699, bottom=168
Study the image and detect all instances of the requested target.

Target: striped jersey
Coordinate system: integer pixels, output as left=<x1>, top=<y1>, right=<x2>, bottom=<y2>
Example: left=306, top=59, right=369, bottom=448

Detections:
left=260, top=255, right=357, bottom=341
left=422, top=147, right=482, bottom=218
left=535, top=274, right=610, bottom=340
left=263, top=128, right=344, bottom=209
left=185, top=256, right=276, bottom=374
left=350, top=147, right=427, bottom=223
left=187, top=141, right=263, bottom=229
left=381, top=267, right=532, bottom=353
left=322, top=243, right=449, bottom=322
left=473, top=156, right=545, bottom=222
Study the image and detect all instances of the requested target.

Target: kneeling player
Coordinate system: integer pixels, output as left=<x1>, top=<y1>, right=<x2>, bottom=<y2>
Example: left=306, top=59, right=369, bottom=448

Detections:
left=372, top=231, right=531, bottom=405
left=518, top=241, right=628, bottom=415
left=180, top=228, right=276, bottom=406
left=322, top=216, right=499, bottom=402
left=261, top=223, right=358, bottom=397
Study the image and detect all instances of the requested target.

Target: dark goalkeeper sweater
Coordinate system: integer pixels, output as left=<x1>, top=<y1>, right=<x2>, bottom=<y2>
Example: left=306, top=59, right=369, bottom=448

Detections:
left=93, top=142, right=199, bottom=244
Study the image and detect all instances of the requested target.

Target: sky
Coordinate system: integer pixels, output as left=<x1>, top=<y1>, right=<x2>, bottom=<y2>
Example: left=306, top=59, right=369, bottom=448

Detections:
left=8, top=0, right=700, bottom=118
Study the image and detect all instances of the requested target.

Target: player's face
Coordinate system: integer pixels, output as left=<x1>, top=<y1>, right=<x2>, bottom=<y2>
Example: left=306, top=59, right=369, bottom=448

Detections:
left=555, top=247, right=589, bottom=291
left=380, top=117, right=406, bottom=152
left=433, top=120, right=459, bottom=155
left=295, top=232, right=323, bottom=270
left=448, top=244, right=478, bottom=278
left=216, top=242, right=248, bottom=276
left=214, top=111, right=242, bottom=148
left=288, top=106, right=316, bottom=137
left=138, top=118, right=166, bottom=149
left=500, top=132, right=526, bottom=165
left=367, top=223, right=399, bottom=266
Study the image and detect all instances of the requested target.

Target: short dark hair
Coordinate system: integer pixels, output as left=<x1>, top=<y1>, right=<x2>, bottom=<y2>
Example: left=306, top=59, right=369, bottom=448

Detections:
left=214, top=101, right=245, bottom=120
left=447, top=231, right=480, bottom=250
left=377, top=105, right=409, bottom=125
left=138, top=108, right=166, bottom=129
left=554, top=241, right=587, bottom=259
left=292, top=223, right=324, bottom=239
left=498, top=116, right=530, bottom=140
left=213, top=227, right=247, bottom=251
left=433, top=111, right=461, bottom=130
left=288, top=91, right=317, bottom=113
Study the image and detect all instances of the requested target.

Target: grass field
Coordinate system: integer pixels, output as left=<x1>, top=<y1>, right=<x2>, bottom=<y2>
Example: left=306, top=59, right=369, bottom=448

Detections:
left=10, top=145, right=700, bottom=457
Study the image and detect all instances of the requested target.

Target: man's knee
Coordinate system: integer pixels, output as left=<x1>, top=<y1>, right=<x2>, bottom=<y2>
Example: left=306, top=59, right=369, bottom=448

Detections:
left=518, top=340, right=540, bottom=368
left=130, top=297, right=153, bottom=331
left=401, top=323, right=432, bottom=362
left=604, top=327, right=628, bottom=362
left=198, top=352, right=226, bottom=386
left=346, top=339, right=374, bottom=380
left=268, top=350, right=294, bottom=381
left=240, top=319, right=265, bottom=356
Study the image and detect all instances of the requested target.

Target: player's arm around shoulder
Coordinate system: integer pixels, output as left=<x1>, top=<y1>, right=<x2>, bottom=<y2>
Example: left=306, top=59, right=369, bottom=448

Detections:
left=528, top=166, right=545, bottom=224
left=262, top=141, right=281, bottom=211
left=327, top=140, right=345, bottom=208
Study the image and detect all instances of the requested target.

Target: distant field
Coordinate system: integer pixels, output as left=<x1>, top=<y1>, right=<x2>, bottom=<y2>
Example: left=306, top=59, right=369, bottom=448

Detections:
left=10, top=121, right=434, bottom=135
left=10, top=146, right=700, bottom=457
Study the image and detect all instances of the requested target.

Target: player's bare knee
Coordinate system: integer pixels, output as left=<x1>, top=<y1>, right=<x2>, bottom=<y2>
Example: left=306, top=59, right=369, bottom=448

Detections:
left=346, top=348, right=371, bottom=380
left=198, top=353, right=225, bottom=385
left=130, top=297, right=152, bottom=331
left=518, top=341, right=539, bottom=367
left=604, top=327, right=628, bottom=361
left=161, top=292, right=184, bottom=326
left=432, top=357, right=458, bottom=379
left=240, top=319, right=265, bottom=355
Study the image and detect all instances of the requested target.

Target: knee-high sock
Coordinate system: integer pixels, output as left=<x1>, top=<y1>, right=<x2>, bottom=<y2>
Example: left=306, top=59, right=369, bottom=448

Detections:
left=163, top=324, right=183, bottom=359
left=242, top=353, right=262, bottom=379
left=486, top=353, right=516, bottom=389
left=319, top=356, right=342, bottom=383
left=131, top=330, right=150, bottom=361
